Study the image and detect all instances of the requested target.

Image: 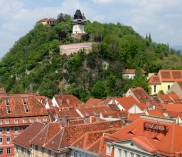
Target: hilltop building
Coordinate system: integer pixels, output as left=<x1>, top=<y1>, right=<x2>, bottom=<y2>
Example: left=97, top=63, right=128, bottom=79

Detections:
left=71, top=9, right=86, bottom=34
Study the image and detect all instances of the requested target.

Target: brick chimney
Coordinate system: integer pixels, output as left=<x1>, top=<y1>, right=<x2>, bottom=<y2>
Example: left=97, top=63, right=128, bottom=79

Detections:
left=62, top=115, right=69, bottom=126
left=84, top=115, right=90, bottom=124
left=96, top=114, right=100, bottom=122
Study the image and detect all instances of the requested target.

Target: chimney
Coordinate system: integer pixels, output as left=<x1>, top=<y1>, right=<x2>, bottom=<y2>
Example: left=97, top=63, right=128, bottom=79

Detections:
left=162, top=108, right=166, bottom=113
left=62, top=115, right=69, bottom=126
left=121, top=116, right=127, bottom=126
left=84, top=115, right=90, bottom=124
left=96, top=114, right=100, bottom=122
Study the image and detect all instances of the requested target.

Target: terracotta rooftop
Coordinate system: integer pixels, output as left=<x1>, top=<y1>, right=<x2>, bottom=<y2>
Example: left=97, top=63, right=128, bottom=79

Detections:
left=112, top=118, right=182, bottom=156
left=126, top=113, right=141, bottom=122
left=13, top=122, right=45, bottom=149
left=168, top=91, right=181, bottom=102
left=176, top=80, right=182, bottom=90
left=0, top=96, right=48, bottom=118
left=147, top=109, right=165, bottom=118
left=84, top=98, right=102, bottom=107
left=54, top=94, right=82, bottom=109
left=148, top=74, right=161, bottom=85
left=20, top=120, right=122, bottom=152
left=123, top=69, right=147, bottom=74
left=130, top=87, right=151, bottom=103
left=158, top=94, right=173, bottom=103
left=38, top=18, right=55, bottom=23
left=159, top=70, right=182, bottom=82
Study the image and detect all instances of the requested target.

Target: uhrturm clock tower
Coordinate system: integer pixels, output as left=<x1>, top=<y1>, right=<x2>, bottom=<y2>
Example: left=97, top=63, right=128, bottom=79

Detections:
left=71, top=9, right=86, bottom=34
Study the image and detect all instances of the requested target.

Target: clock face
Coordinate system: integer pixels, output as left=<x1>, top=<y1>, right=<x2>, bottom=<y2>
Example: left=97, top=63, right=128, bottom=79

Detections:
left=75, top=26, right=77, bottom=29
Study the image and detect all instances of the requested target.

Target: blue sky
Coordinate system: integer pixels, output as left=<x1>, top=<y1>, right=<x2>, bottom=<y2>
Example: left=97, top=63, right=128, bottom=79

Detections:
left=0, top=0, right=182, bottom=58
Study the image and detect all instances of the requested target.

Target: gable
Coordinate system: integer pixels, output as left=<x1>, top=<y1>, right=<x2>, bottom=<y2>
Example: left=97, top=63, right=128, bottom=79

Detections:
left=128, top=104, right=142, bottom=113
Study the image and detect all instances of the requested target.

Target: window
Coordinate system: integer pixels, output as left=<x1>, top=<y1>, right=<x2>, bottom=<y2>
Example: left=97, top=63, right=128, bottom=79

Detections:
left=6, top=120, right=10, bottom=124
left=15, top=145, right=19, bottom=151
left=106, top=145, right=111, bottom=154
left=21, top=147, right=24, bottom=154
left=37, top=118, right=41, bottom=122
left=43, top=118, right=47, bottom=122
left=118, top=149, right=122, bottom=157
left=6, top=147, right=11, bottom=154
left=0, top=148, right=3, bottom=154
left=136, top=155, right=140, bottom=157
left=6, top=136, right=11, bottom=143
left=14, top=127, right=19, bottom=132
left=124, top=150, right=127, bottom=157
left=22, top=126, right=27, bottom=130
left=0, top=128, right=3, bottom=133
left=55, top=153, right=58, bottom=157
left=74, top=152, right=77, bottom=157
left=168, top=85, right=170, bottom=90
left=0, top=120, right=2, bottom=125
left=41, top=147, right=44, bottom=153
left=23, top=119, right=27, bottom=123
left=35, top=145, right=38, bottom=151
left=130, top=152, right=134, bottom=157
left=0, top=137, right=3, bottom=144
left=6, top=127, right=11, bottom=132
left=30, top=119, right=34, bottom=123
left=48, top=150, right=51, bottom=155
left=154, top=85, right=156, bottom=93
left=14, top=120, right=18, bottom=124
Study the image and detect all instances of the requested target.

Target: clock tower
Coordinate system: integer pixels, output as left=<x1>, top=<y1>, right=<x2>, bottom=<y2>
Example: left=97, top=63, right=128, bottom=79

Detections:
left=71, top=9, right=86, bottom=34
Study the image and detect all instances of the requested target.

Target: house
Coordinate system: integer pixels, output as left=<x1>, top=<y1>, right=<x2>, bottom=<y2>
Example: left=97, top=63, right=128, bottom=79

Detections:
left=38, top=18, right=56, bottom=26
left=51, top=94, right=83, bottom=109
left=148, top=70, right=182, bottom=94
left=105, top=115, right=182, bottom=157
left=125, top=87, right=151, bottom=103
left=84, top=98, right=102, bottom=107
left=108, top=96, right=146, bottom=113
left=13, top=117, right=122, bottom=157
left=0, top=95, right=49, bottom=157
left=122, top=69, right=147, bottom=79
left=167, top=80, right=182, bottom=99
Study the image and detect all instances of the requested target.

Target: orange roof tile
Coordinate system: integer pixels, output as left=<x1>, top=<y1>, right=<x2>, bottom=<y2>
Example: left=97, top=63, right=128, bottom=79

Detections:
left=148, top=75, right=161, bottom=84
left=123, top=69, right=147, bottom=74
left=176, top=80, right=182, bottom=90
left=159, top=70, right=182, bottom=82
left=158, top=94, right=173, bottom=103
left=126, top=113, right=141, bottom=122
left=112, top=118, right=182, bottom=156
left=130, top=87, right=151, bottom=103
left=54, top=94, right=82, bottom=109
left=84, top=98, right=102, bottom=107
left=147, top=109, right=165, bottom=118
left=168, top=91, right=181, bottom=101
left=13, top=122, right=45, bottom=149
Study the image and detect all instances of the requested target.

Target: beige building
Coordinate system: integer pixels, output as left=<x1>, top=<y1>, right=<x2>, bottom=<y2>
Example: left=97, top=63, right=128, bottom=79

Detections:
left=148, top=70, right=182, bottom=95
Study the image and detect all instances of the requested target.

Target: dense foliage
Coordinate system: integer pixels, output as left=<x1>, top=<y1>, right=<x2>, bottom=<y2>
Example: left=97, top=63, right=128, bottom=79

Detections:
left=0, top=13, right=181, bottom=102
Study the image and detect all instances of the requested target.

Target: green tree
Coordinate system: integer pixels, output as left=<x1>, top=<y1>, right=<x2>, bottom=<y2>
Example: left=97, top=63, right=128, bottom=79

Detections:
left=91, top=81, right=107, bottom=98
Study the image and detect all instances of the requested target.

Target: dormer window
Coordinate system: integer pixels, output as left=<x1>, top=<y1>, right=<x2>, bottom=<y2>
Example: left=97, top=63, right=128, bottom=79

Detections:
left=37, top=118, right=41, bottom=122
left=24, top=104, right=29, bottom=113
left=30, top=119, right=34, bottom=123
left=22, top=98, right=27, bottom=104
left=23, top=119, right=27, bottom=123
left=5, top=99, right=10, bottom=105
left=43, top=118, right=47, bottom=122
left=0, top=120, right=2, bottom=125
left=6, top=106, right=11, bottom=114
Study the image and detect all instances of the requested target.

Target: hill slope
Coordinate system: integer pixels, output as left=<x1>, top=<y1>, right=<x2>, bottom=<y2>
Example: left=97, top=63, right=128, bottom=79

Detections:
left=0, top=13, right=181, bottom=101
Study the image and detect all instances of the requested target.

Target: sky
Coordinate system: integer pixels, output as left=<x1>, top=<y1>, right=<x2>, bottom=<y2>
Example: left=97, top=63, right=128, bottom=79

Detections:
left=0, top=0, right=182, bottom=58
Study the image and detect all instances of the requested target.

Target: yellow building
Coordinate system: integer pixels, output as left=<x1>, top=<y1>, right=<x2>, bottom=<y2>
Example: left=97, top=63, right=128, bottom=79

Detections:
left=148, top=70, right=182, bottom=95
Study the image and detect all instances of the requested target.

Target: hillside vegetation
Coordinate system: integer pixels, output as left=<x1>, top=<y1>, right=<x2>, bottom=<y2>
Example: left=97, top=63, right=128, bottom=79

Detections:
left=0, top=13, right=181, bottom=102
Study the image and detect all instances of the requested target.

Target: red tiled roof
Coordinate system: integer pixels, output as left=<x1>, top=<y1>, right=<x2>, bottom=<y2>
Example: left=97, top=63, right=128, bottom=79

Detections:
left=112, top=118, right=182, bottom=156
left=84, top=98, right=102, bottom=107
left=123, top=69, right=147, bottom=74
left=13, top=122, right=45, bottom=149
left=126, top=113, right=141, bottom=122
left=78, top=106, right=112, bottom=117
left=158, top=94, right=173, bottom=103
left=54, top=94, right=82, bottom=109
left=176, top=81, right=182, bottom=90
left=168, top=91, right=181, bottom=101
left=0, top=96, right=48, bottom=118
left=38, top=18, right=56, bottom=23
left=148, top=75, right=161, bottom=85
left=102, top=110, right=128, bottom=118
left=147, top=109, right=165, bottom=118
left=115, top=96, right=141, bottom=110
left=159, top=70, right=182, bottom=82
left=130, top=87, right=151, bottom=103
left=162, top=104, right=182, bottom=112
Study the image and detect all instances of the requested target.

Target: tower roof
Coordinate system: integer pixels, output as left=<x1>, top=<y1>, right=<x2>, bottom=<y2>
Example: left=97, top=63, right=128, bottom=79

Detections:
left=73, top=9, right=83, bottom=19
